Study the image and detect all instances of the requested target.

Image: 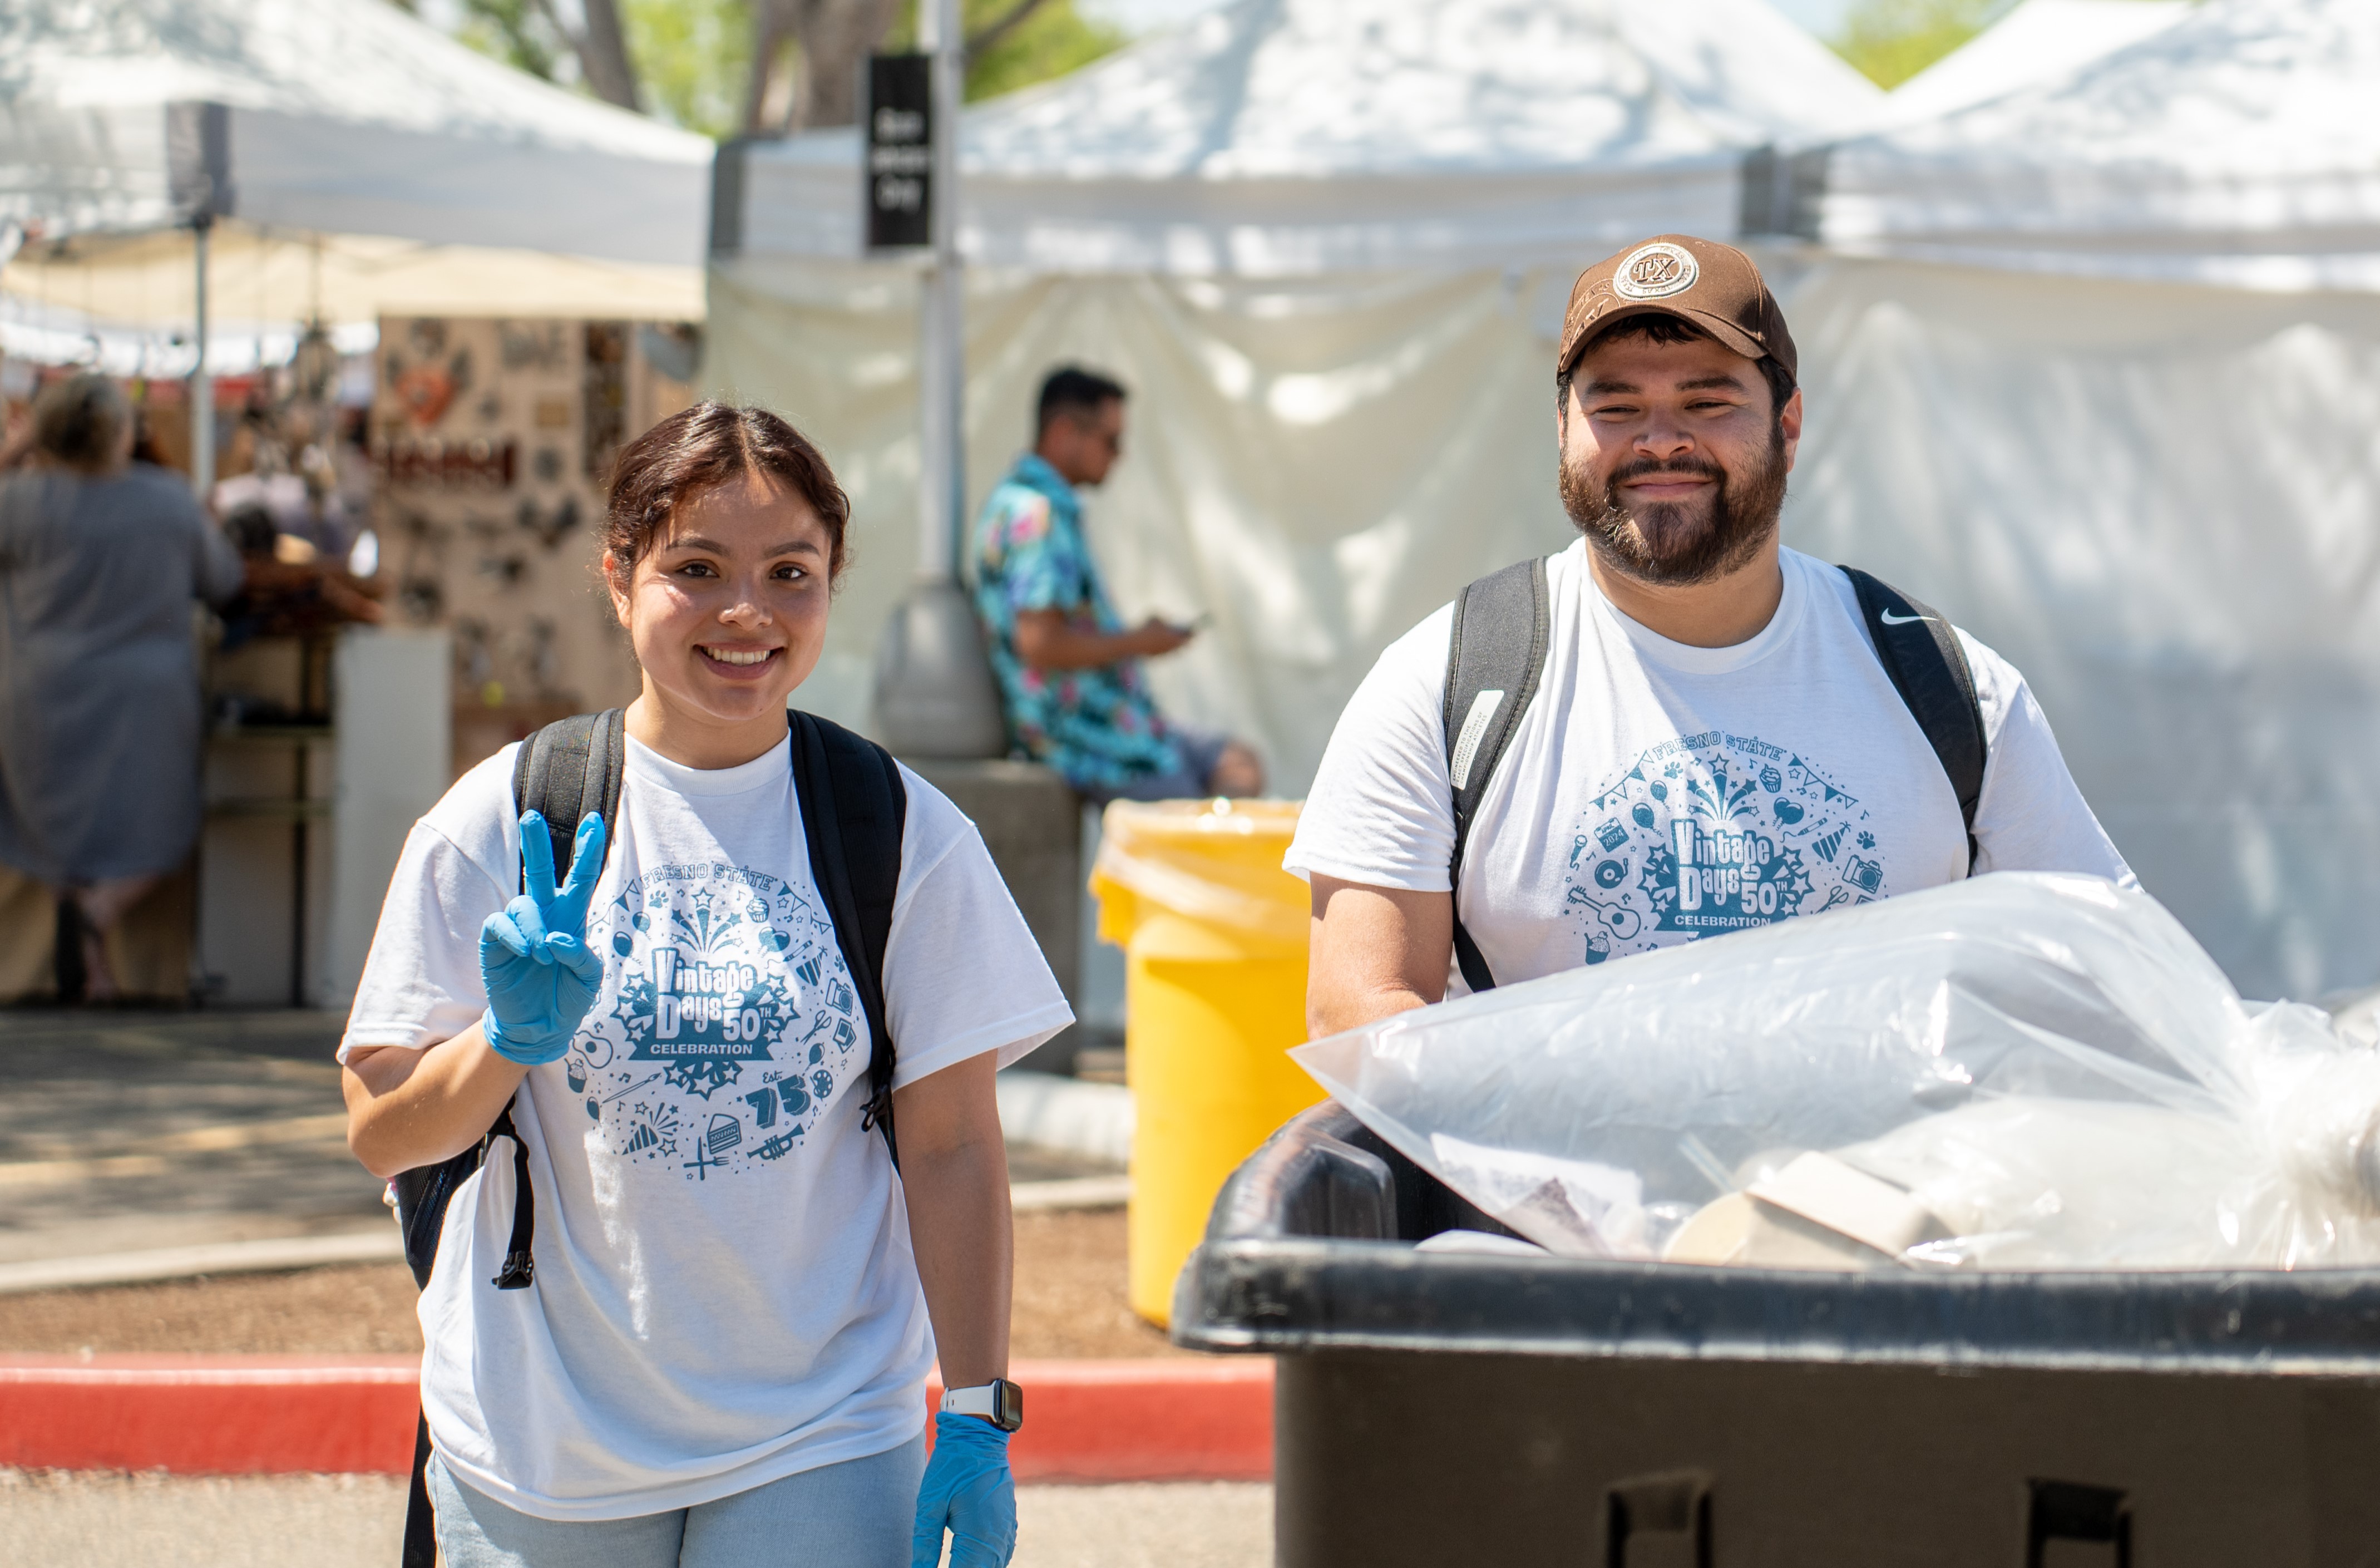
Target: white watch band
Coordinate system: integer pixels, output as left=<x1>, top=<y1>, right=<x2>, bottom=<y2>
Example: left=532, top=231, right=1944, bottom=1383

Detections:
left=940, top=1383, right=1001, bottom=1419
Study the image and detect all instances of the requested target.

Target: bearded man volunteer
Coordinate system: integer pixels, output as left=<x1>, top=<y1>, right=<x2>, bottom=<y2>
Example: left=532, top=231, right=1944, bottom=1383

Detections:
left=1290, top=235, right=2132, bottom=1034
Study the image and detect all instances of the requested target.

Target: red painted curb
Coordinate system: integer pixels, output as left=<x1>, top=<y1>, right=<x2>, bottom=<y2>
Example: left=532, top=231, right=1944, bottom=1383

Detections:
left=0, top=1354, right=1272, bottom=1483
left=0, top=1354, right=422, bottom=1476
left=930, top=1360, right=1274, bottom=1483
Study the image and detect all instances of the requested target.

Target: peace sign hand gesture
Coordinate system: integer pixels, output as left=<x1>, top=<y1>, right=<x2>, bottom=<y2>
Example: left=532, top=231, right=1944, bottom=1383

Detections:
left=479, top=810, right=609, bottom=1067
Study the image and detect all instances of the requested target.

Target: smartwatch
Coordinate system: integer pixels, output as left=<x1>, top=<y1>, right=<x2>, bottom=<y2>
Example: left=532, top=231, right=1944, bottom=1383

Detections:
left=940, top=1378, right=1024, bottom=1433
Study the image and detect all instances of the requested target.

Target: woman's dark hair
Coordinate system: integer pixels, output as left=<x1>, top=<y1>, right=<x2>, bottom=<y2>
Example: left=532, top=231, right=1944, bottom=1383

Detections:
left=32, top=373, right=131, bottom=474
left=604, top=402, right=851, bottom=582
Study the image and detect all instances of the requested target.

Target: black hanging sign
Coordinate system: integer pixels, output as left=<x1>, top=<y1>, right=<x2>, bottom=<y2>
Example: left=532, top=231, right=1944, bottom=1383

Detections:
left=866, top=55, right=932, bottom=250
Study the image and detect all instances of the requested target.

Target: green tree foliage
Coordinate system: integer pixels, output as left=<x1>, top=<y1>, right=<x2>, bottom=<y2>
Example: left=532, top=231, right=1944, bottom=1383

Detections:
left=409, top=0, right=1117, bottom=135
left=450, top=0, right=571, bottom=81
left=965, top=0, right=1124, bottom=101
left=1831, top=0, right=1996, bottom=88
left=624, top=0, right=754, bottom=136
left=883, top=0, right=1126, bottom=102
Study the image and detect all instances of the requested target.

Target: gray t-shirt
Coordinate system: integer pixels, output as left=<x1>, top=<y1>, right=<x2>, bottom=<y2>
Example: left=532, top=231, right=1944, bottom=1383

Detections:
left=0, top=464, right=244, bottom=881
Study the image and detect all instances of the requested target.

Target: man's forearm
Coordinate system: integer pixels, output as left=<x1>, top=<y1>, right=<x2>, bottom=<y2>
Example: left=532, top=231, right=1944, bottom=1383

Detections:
left=1016, top=624, right=1146, bottom=670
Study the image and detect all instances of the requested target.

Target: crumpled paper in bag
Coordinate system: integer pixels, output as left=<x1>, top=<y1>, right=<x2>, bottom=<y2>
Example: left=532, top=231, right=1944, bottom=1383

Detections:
left=1292, top=874, right=2380, bottom=1271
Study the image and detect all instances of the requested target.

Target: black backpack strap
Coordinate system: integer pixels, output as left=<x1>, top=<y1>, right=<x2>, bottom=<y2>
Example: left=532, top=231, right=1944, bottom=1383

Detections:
left=1840, top=568, right=1988, bottom=872
left=511, top=707, right=626, bottom=888
left=401, top=1412, right=437, bottom=1568
left=397, top=710, right=629, bottom=1562
left=787, top=709, right=908, bottom=1164
left=484, top=707, right=626, bottom=1290
left=483, top=1104, right=536, bottom=1290
left=1440, top=557, right=1552, bottom=994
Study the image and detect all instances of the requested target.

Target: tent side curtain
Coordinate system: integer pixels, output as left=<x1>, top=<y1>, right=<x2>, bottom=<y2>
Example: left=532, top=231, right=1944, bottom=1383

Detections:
left=1781, top=257, right=2380, bottom=999
left=702, top=255, right=1581, bottom=791
left=724, top=136, right=1749, bottom=275
left=708, top=248, right=2380, bottom=1001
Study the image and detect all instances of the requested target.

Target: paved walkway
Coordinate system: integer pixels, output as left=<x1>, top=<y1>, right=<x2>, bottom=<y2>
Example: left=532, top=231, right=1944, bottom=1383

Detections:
left=0, top=1011, right=381, bottom=1265
left=0, top=1009, right=1125, bottom=1284
left=0, top=1471, right=1270, bottom=1567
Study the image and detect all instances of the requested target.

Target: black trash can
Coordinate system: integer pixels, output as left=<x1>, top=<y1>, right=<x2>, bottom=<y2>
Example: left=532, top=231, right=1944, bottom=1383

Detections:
left=1172, top=1101, right=2380, bottom=1568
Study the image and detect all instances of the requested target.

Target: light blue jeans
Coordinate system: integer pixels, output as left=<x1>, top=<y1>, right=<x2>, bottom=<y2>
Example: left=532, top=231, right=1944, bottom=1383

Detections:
left=426, top=1436, right=927, bottom=1567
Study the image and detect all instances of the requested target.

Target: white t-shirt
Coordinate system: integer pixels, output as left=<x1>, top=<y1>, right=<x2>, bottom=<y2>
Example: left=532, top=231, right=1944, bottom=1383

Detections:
left=1286, top=542, right=2132, bottom=992
left=342, top=732, right=1072, bottom=1521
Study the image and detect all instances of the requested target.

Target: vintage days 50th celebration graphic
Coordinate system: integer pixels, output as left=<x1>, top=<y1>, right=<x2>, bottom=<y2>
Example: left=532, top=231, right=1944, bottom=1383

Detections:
left=1561, top=732, right=1888, bottom=966
left=564, top=860, right=860, bottom=1182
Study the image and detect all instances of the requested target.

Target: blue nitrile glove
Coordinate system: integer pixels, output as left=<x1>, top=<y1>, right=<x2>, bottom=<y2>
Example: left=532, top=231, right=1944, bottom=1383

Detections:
left=479, top=810, right=606, bottom=1066
left=911, top=1411, right=1017, bottom=1568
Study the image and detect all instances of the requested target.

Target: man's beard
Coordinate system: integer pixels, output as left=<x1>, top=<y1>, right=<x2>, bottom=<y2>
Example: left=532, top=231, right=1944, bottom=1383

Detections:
left=1560, top=427, right=1789, bottom=587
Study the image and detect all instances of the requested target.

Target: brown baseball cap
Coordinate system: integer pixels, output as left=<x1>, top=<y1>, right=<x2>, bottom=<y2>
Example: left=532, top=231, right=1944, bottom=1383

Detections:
left=1557, top=234, right=1796, bottom=383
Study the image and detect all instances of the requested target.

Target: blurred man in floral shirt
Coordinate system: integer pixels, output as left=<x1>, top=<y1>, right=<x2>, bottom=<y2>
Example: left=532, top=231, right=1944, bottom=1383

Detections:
left=971, top=366, right=1264, bottom=803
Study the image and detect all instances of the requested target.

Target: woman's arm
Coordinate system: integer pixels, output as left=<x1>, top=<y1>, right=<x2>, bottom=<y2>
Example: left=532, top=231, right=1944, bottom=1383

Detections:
left=343, top=1022, right=531, bottom=1180
left=895, top=1051, right=1012, bottom=1391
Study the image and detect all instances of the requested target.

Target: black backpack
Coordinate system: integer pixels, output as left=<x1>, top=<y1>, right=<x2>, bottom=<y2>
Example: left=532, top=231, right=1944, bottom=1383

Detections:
left=392, top=706, right=907, bottom=1568
left=1440, top=560, right=1987, bottom=994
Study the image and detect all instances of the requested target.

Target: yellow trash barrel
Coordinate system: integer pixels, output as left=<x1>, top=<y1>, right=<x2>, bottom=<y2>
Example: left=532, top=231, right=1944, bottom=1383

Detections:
left=1090, top=798, right=1322, bottom=1327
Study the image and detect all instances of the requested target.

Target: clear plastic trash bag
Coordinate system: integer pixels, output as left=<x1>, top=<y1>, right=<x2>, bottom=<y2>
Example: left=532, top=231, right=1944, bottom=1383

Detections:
left=1291, top=874, right=2380, bottom=1271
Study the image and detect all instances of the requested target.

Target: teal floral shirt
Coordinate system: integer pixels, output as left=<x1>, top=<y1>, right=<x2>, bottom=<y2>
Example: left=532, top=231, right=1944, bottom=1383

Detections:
left=971, top=454, right=1182, bottom=791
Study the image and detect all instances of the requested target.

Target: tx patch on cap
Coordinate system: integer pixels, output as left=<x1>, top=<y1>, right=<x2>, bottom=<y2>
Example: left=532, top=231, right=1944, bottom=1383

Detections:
left=1558, top=234, right=1796, bottom=383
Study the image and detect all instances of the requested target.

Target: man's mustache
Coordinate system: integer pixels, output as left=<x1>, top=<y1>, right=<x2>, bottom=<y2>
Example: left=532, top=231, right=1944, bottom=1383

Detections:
left=1605, top=456, right=1726, bottom=487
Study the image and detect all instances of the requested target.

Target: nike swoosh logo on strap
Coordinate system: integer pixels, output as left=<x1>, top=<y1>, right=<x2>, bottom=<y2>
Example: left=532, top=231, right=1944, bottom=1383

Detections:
left=1879, top=609, right=1934, bottom=626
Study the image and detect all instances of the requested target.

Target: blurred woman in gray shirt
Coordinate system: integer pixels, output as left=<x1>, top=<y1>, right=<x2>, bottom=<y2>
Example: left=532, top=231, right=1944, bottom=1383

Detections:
left=0, top=374, right=243, bottom=998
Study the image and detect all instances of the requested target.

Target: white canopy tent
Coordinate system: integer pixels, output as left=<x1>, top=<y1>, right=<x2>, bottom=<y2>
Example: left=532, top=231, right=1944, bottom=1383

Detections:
left=1816, top=0, right=2380, bottom=288
left=1770, top=0, right=2380, bottom=999
left=708, top=0, right=1879, bottom=781
left=1871, top=0, right=2189, bottom=126
left=728, top=0, right=1881, bottom=273
left=0, top=0, right=713, bottom=351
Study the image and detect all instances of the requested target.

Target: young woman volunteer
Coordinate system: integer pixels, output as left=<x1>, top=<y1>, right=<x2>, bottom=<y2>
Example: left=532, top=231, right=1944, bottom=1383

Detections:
left=340, top=403, right=1069, bottom=1567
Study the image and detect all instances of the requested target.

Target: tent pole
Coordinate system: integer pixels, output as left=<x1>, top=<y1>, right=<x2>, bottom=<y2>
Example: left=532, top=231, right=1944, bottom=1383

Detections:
left=916, top=0, right=964, bottom=583
left=867, top=0, right=1006, bottom=758
left=190, top=218, right=214, bottom=501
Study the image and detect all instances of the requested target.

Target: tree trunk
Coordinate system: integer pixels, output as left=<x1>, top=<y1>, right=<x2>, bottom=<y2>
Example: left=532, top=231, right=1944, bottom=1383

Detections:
left=574, top=0, right=643, bottom=111
left=794, top=0, right=905, bottom=129
left=742, top=0, right=812, bottom=133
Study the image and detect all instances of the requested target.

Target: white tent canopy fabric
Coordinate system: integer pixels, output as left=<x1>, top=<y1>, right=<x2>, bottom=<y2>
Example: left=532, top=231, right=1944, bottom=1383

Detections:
left=0, top=0, right=710, bottom=265
left=1818, top=0, right=2380, bottom=290
left=1776, top=0, right=2380, bottom=998
left=1872, top=0, right=2189, bottom=126
left=726, top=0, right=1881, bottom=274
left=1777, top=256, right=2380, bottom=1000
left=0, top=0, right=711, bottom=336
left=710, top=0, right=1880, bottom=796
